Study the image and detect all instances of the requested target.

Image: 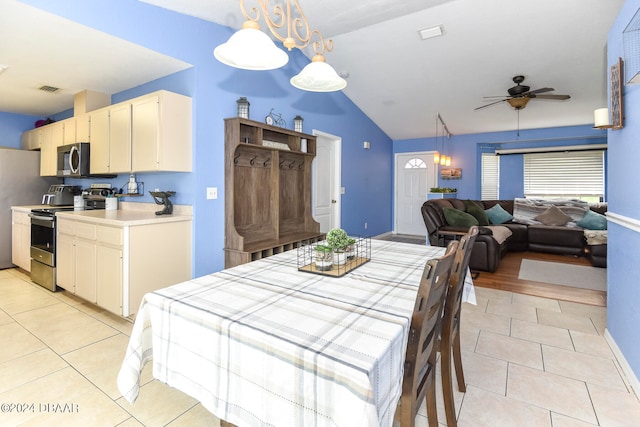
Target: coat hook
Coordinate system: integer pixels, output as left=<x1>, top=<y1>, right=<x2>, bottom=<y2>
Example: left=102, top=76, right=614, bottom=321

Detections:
left=249, top=155, right=257, bottom=166
left=263, top=157, right=271, bottom=167
left=234, top=153, right=241, bottom=164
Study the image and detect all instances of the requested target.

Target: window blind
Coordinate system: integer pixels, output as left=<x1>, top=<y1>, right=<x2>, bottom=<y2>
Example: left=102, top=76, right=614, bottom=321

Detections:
left=481, top=153, right=500, bottom=200
left=523, top=151, right=604, bottom=198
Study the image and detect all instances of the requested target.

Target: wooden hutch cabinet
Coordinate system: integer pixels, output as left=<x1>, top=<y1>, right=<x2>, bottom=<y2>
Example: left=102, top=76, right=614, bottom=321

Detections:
left=224, top=118, right=324, bottom=268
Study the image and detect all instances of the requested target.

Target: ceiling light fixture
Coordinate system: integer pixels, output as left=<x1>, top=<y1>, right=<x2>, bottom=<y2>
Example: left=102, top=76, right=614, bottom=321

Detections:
left=214, top=0, right=346, bottom=92
left=418, top=25, right=444, bottom=40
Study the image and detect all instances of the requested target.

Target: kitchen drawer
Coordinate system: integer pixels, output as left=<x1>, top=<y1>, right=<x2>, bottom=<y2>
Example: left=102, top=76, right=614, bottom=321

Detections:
left=98, top=225, right=123, bottom=246
left=75, top=222, right=97, bottom=240
left=57, top=218, right=75, bottom=235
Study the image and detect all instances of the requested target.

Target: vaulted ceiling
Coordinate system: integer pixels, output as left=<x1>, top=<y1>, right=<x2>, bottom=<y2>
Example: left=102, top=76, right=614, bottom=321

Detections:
left=0, top=0, right=625, bottom=139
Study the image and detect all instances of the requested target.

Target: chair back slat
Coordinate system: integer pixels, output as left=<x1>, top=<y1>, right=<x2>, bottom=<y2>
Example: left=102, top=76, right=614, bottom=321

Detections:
left=398, top=240, right=458, bottom=427
left=444, top=226, right=479, bottom=337
left=439, top=226, right=479, bottom=427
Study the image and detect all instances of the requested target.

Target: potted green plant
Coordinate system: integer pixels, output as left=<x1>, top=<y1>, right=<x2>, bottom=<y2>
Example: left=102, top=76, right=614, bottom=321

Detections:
left=327, top=228, right=350, bottom=266
left=345, top=237, right=357, bottom=260
left=427, top=187, right=458, bottom=200
left=314, top=244, right=333, bottom=271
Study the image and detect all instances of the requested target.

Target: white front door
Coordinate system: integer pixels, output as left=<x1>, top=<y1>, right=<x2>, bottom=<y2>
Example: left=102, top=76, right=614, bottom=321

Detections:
left=395, top=152, right=437, bottom=236
left=312, top=131, right=341, bottom=233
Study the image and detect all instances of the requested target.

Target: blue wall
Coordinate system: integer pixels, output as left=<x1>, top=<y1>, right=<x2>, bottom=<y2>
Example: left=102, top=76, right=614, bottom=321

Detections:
left=394, top=125, right=607, bottom=200
left=0, top=112, right=41, bottom=149
left=605, top=0, right=640, bottom=385
left=15, top=0, right=394, bottom=276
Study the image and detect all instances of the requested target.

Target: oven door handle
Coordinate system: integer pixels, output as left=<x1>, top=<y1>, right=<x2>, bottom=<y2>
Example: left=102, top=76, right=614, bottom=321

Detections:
left=28, top=213, right=55, bottom=222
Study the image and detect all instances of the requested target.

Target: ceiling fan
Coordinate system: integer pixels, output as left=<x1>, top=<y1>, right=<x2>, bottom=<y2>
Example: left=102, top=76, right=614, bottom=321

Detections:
left=474, top=75, right=571, bottom=111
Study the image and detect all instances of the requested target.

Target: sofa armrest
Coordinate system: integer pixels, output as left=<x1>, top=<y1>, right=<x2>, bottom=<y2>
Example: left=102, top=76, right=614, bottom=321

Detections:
left=478, top=226, right=494, bottom=236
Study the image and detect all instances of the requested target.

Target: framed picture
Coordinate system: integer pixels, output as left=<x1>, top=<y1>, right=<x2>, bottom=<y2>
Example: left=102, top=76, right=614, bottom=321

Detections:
left=610, top=57, right=624, bottom=130
left=440, top=168, right=462, bottom=180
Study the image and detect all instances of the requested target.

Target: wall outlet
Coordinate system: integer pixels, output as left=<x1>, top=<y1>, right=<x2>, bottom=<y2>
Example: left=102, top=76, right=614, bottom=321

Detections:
left=364, top=222, right=368, bottom=229
left=206, top=187, right=218, bottom=200
left=340, top=187, right=345, bottom=194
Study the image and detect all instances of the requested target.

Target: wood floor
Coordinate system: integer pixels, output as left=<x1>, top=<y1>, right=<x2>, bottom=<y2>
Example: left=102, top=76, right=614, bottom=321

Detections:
left=473, top=250, right=607, bottom=307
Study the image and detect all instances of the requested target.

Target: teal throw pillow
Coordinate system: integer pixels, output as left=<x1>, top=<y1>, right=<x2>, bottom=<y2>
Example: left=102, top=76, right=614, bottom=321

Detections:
left=464, top=200, right=490, bottom=226
left=485, top=203, right=513, bottom=224
left=577, top=210, right=607, bottom=230
left=443, top=207, right=479, bottom=228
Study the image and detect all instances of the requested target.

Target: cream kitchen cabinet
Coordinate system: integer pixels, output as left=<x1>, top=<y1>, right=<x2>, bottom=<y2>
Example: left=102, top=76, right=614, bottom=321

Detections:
left=89, top=103, right=132, bottom=174
left=56, top=219, right=99, bottom=303
left=39, top=121, right=64, bottom=176
left=131, top=90, right=192, bottom=172
left=56, top=213, right=191, bottom=317
left=11, top=208, right=31, bottom=271
left=62, top=114, right=91, bottom=144
left=21, top=127, right=41, bottom=150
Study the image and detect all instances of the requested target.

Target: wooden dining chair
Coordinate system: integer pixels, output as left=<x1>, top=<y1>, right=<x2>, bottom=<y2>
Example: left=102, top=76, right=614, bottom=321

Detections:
left=440, top=226, right=479, bottom=427
left=396, top=240, right=458, bottom=427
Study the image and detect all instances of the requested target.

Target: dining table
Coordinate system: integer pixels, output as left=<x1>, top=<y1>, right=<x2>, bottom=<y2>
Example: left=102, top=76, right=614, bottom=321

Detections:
left=117, top=239, right=476, bottom=427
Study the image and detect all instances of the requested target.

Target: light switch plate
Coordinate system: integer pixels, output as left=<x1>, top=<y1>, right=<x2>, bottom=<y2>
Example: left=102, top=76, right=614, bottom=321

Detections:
left=206, top=187, right=218, bottom=199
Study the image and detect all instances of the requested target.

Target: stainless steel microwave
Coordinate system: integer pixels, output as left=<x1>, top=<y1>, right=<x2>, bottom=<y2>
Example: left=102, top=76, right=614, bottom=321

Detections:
left=57, top=143, right=90, bottom=178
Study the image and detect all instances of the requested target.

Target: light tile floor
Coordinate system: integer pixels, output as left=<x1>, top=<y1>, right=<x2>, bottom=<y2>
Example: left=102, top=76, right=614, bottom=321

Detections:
left=1, top=268, right=639, bottom=426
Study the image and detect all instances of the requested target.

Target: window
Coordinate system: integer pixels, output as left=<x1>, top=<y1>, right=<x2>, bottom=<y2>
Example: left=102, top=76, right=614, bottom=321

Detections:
left=404, top=158, right=427, bottom=169
left=523, top=151, right=604, bottom=202
left=481, top=153, right=499, bottom=200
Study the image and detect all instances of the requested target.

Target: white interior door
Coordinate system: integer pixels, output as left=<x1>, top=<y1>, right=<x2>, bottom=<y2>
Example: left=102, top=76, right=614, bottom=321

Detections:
left=395, top=152, right=436, bottom=236
left=312, top=131, right=341, bottom=233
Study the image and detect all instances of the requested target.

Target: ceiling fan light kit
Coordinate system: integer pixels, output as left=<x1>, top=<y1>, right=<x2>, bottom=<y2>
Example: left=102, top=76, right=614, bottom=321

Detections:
left=474, top=75, right=571, bottom=111
left=214, top=0, right=346, bottom=92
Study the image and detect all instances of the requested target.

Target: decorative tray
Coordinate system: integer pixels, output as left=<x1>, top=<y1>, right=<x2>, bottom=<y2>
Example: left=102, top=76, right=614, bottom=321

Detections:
left=297, top=237, right=371, bottom=277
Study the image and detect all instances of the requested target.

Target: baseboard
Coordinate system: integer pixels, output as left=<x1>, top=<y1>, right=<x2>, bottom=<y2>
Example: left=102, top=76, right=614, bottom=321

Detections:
left=605, top=328, right=640, bottom=399
left=374, top=231, right=394, bottom=239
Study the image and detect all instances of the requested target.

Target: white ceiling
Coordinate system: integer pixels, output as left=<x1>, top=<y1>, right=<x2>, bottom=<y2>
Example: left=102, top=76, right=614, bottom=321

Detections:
left=1, top=0, right=625, bottom=139
left=0, top=0, right=192, bottom=117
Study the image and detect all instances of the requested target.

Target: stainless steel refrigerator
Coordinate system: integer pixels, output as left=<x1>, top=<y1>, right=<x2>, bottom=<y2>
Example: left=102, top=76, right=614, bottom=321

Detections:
left=0, top=148, right=59, bottom=269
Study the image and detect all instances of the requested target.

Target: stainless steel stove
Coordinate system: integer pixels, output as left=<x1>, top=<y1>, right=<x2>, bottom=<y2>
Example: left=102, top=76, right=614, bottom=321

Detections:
left=29, top=205, right=104, bottom=291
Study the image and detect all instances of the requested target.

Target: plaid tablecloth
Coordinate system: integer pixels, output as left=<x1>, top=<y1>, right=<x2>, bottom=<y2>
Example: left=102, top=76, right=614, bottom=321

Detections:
left=117, top=240, right=475, bottom=427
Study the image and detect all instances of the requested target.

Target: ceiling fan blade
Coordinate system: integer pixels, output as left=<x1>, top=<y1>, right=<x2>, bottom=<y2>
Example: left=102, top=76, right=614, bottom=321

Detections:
left=474, top=99, right=507, bottom=110
left=482, top=95, right=510, bottom=99
left=525, top=87, right=554, bottom=95
left=531, top=94, right=571, bottom=100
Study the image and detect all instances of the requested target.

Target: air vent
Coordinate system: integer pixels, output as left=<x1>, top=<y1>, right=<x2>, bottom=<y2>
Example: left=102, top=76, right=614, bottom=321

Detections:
left=39, top=85, right=61, bottom=93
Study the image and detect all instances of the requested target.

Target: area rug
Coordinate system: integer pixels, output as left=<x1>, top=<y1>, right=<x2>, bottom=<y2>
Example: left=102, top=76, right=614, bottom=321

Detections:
left=518, top=259, right=607, bottom=291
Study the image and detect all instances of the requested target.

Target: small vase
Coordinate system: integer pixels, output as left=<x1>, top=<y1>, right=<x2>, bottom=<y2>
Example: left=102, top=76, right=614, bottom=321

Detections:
left=333, top=251, right=347, bottom=266
left=315, top=249, right=333, bottom=271
left=345, top=244, right=356, bottom=260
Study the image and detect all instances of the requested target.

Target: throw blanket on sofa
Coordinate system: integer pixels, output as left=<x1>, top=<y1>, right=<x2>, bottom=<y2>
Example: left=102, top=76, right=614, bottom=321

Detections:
left=513, top=198, right=588, bottom=226
left=584, top=230, right=607, bottom=245
left=486, top=225, right=513, bottom=244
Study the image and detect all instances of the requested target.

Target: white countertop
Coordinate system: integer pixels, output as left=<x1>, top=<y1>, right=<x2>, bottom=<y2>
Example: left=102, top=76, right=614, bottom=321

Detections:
left=12, top=202, right=192, bottom=227
left=55, top=209, right=192, bottom=227
left=11, top=205, right=54, bottom=212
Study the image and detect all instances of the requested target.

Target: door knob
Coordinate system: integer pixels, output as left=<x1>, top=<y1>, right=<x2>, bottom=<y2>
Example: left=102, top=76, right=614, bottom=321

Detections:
left=331, top=200, right=337, bottom=204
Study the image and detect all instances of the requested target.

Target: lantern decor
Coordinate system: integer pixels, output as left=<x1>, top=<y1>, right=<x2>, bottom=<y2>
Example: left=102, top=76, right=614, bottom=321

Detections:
left=293, top=115, right=304, bottom=133
left=236, top=97, right=250, bottom=119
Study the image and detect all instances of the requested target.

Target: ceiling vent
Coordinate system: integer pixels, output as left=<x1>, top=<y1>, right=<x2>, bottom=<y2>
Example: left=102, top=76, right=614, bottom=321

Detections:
left=39, top=85, right=61, bottom=93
